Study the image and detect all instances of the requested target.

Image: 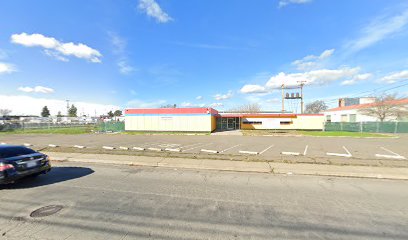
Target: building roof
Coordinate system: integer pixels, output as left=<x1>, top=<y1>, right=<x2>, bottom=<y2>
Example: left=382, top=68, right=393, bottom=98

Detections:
left=326, top=98, right=408, bottom=112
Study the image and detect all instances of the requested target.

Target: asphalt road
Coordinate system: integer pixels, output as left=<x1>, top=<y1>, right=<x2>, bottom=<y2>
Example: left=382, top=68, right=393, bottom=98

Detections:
left=1, top=162, right=407, bottom=239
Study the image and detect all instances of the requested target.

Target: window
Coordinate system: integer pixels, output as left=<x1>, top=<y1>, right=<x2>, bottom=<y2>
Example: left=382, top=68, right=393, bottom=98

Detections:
left=242, top=121, right=262, bottom=125
left=280, top=121, right=292, bottom=125
left=341, top=114, right=348, bottom=122
left=349, top=114, right=357, bottom=122
left=0, top=146, right=36, bottom=158
left=326, top=115, right=331, bottom=122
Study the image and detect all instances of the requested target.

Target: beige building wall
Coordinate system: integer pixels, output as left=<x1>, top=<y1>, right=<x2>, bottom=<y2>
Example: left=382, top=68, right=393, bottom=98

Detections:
left=125, top=115, right=213, bottom=132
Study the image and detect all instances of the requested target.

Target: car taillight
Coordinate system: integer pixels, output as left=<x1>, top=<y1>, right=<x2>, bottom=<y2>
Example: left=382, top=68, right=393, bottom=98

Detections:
left=0, top=163, right=14, bottom=171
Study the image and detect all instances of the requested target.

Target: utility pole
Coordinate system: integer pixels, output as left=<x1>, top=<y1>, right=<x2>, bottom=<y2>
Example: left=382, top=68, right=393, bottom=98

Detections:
left=297, top=81, right=307, bottom=114
left=281, top=84, right=285, bottom=112
left=66, top=100, right=70, bottom=116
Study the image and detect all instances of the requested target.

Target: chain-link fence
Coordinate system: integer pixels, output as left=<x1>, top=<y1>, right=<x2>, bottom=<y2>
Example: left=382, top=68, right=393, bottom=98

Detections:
left=324, top=122, right=408, bottom=133
left=0, top=117, right=99, bottom=132
left=97, top=121, right=125, bottom=132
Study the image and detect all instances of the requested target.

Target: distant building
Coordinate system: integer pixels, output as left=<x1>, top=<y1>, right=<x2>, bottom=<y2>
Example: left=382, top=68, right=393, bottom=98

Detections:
left=324, top=98, right=408, bottom=122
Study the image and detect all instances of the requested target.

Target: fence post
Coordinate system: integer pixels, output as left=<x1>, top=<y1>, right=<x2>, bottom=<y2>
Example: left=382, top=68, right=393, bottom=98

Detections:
left=360, top=122, right=363, bottom=133
left=376, top=122, right=380, bottom=133
left=394, top=121, right=398, bottom=134
left=340, top=122, right=343, bottom=131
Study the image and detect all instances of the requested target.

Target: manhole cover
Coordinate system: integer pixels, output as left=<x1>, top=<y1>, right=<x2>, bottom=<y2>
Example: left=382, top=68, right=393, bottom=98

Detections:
left=30, top=205, right=63, bottom=218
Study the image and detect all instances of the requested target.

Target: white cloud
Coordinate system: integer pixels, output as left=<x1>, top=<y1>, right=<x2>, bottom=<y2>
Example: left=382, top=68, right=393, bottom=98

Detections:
left=210, top=102, right=223, bottom=108
left=0, top=95, right=120, bottom=116
left=138, top=0, right=173, bottom=23
left=18, top=86, right=55, bottom=94
left=44, top=49, right=69, bottom=62
left=341, top=73, right=373, bottom=86
left=126, top=99, right=167, bottom=108
left=180, top=102, right=193, bottom=107
left=11, top=32, right=102, bottom=63
left=265, top=67, right=361, bottom=89
left=0, top=62, right=16, bottom=74
left=380, top=70, right=408, bottom=84
left=196, top=96, right=203, bottom=100
left=214, top=91, right=233, bottom=100
left=344, top=9, right=408, bottom=53
left=279, top=0, right=313, bottom=8
left=240, top=84, right=268, bottom=94
left=292, top=49, right=335, bottom=71
left=118, top=61, right=136, bottom=74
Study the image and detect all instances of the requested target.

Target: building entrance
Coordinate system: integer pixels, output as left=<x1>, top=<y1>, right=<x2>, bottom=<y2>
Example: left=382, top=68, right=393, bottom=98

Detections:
left=216, top=117, right=240, bottom=131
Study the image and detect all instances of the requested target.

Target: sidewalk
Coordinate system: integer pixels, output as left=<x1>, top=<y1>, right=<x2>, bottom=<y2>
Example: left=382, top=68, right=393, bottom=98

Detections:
left=45, top=152, right=408, bottom=180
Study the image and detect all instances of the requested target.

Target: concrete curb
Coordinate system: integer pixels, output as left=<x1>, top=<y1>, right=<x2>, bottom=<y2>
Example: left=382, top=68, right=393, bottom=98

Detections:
left=45, top=151, right=408, bottom=180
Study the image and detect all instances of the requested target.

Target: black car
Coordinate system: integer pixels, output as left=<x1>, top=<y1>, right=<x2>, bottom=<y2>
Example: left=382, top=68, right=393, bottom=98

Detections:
left=0, top=145, right=51, bottom=184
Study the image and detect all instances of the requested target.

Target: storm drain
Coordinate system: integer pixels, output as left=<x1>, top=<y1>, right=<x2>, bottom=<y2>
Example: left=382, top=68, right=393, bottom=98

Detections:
left=30, top=205, right=63, bottom=218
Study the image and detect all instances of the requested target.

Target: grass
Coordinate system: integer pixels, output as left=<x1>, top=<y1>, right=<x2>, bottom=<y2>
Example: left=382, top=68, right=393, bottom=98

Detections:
left=122, top=131, right=210, bottom=135
left=296, top=131, right=394, bottom=138
left=0, top=126, right=95, bottom=135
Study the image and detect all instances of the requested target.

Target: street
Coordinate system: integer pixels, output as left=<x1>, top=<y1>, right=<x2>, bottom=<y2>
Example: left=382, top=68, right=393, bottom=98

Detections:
left=1, top=162, right=407, bottom=239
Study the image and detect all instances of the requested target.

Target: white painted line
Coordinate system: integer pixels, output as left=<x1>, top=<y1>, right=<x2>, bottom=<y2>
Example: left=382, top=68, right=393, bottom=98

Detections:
left=103, top=146, right=115, bottom=150
left=201, top=149, right=219, bottom=154
left=183, top=143, right=213, bottom=152
left=259, top=145, right=274, bottom=155
left=303, top=145, right=309, bottom=156
left=119, top=146, right=129, bottom=150
left=281, top=152, right=300, bottom=156
left=48, top=144, right=59, bottom=148
left=220, top=144, right=241, bottom=153
left=165, top=148, right=182, bottom=152
left=132, top=147, right=145, bottom=151
left=239, top=150, right=259, bottom=155
left=147, top=147, right=163, bottom=152
left=375, top=154, right=406, bottom=160
left=73, top=145, right=86, bottom=149
left=375, top=147, right=406, bottom=160
left=23, top=143, right=32, bottom=147
left=326, top=146, right=352, bottom=158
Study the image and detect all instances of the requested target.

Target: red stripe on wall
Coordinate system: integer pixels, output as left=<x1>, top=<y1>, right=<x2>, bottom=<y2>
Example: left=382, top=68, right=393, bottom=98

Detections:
left=125, top=108, right=218, bottom=115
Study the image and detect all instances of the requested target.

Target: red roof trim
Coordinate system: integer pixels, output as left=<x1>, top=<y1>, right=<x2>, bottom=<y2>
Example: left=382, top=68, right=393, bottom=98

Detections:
left=326, top=98, right=408, bottom=112
left=125, top=108, right=218, bottom=115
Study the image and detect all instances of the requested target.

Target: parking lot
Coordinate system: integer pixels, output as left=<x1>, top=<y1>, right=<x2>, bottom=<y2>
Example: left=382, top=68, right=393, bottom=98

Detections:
left=1, top=133, right=408, bottom=167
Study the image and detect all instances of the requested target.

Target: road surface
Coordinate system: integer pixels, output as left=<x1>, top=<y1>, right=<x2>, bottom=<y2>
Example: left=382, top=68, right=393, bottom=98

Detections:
left=1, top=162, right=407, bottom=239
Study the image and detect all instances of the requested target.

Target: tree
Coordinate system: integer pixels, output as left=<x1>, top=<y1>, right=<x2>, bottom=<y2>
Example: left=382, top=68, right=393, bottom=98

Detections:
left=68, top=105, right=78, bottom=117
left=41, top=106, right=51, bottom=117
left=229, top=103, right=261, bottom=113
left=160, top=104, right=177, bottom=108
left=358, top=94, right=408, bottom=122
left=57, top=111, right=63, bottom=117
left=0, top=109, right=11, bottom=116
left=305, top=100, right=328, bottom=114
left=113, top=110, right=122, bottom=116
left=107, top=111, right=114, bottom=118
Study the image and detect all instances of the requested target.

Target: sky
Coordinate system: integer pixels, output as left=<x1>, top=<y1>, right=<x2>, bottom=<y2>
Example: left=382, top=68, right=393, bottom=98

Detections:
left=1, top=0, right=408, bottom=116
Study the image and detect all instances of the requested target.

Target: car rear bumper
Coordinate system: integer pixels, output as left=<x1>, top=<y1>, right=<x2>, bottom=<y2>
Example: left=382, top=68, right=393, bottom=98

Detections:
left=0, top=163, right=51, bottom=184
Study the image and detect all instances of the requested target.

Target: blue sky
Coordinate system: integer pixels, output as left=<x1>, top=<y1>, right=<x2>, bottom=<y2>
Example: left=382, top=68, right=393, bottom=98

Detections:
left=1, top=0, right=408, bottom=115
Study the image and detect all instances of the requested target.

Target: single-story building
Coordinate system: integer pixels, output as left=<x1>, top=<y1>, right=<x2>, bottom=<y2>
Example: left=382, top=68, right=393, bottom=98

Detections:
left=324, top=98, right=408, bottom=122
left=125, top=107, right=324, bottom=132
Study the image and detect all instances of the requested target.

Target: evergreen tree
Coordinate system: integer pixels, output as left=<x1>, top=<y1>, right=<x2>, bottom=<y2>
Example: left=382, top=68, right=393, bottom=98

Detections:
left=41, top=106, right=51, bottom=117
left=68, top=105, right=78, bottom=117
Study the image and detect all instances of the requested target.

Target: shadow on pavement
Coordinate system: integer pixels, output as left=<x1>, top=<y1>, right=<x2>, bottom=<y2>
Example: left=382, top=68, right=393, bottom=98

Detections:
left=1, top=166, right=94, bottom=189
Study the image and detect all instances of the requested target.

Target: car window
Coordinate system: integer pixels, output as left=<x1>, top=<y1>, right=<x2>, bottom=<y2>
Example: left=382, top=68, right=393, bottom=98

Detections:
left=0, top=147, right=36, bottom=158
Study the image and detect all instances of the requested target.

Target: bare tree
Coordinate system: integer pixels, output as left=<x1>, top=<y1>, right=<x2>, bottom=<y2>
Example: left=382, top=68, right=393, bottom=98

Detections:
left=305, top=100, right=328, bottom=114
left=229, top=103, right=261, bottom=113
left=358, top=94, right=408, bottom=122
left=0, top=109, right=12, bottom=116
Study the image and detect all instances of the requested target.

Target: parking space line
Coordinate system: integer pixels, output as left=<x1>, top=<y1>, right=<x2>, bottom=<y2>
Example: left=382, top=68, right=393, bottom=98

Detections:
left=180, top=142, right=206, bottom=149
left=375, top=147, right=406, bottom=160
left=183, top=143, right=213, bottom=152
left=327, top=146, right=352, bottom=158
left=220, top=144, right=241, bottom=153
left=259, top=145, right=274, bottom=155
left=303, top=145, right=309, bottom=156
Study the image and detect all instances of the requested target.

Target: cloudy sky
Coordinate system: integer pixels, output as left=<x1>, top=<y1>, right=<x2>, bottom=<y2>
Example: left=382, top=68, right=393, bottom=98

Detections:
left=1, top=0, right=408, bottom=115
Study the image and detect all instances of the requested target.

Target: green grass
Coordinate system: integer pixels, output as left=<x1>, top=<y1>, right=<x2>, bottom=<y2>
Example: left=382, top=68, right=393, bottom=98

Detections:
left=0, top=126, right=95, bottom=135
left=122, top=131, right=210, bottom=135
left=297, top=131, right=394, bottom=138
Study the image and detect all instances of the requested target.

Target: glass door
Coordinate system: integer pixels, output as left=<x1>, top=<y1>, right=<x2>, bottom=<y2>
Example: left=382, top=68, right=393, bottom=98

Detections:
left=227, top=118, right=235, bottom=130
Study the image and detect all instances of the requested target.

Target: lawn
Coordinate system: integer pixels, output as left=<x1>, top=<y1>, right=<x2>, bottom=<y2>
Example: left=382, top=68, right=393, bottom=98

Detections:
left=0, top=126, right=95, bottom=135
